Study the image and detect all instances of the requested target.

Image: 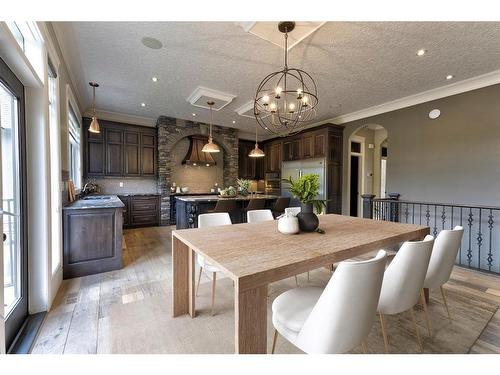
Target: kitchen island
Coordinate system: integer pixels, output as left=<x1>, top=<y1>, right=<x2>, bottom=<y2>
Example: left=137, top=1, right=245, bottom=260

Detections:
left=63, top=195, right=124, bottom=278
left=175, top=194, right=278, bottom=229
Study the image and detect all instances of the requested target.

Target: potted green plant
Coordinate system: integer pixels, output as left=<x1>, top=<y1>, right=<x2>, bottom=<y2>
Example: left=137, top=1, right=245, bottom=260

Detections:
left=283, top=174, right=326, bottom=232
left=236, top=178, right=252, bottom=196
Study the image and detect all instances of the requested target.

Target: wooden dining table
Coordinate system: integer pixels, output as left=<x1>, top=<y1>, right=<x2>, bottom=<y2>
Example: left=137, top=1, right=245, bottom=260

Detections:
left=171, top=214, right=430, bottom=354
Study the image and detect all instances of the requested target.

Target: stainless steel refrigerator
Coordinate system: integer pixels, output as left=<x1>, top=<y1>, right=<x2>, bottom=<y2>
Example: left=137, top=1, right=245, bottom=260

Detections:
left=281, top=158, right=327, bottom=202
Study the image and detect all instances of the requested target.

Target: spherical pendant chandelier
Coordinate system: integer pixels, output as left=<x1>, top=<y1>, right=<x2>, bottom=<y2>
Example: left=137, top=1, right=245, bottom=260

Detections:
left=254, top=21, right=318, bottom=137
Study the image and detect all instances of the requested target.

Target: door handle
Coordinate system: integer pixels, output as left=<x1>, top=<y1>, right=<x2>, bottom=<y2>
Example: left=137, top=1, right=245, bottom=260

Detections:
left=2, top=233, right=6, bottom=242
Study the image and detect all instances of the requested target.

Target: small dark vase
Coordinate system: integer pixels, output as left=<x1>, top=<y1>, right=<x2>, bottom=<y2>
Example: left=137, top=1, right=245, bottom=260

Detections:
left=297, top=203, right=319, bottom=232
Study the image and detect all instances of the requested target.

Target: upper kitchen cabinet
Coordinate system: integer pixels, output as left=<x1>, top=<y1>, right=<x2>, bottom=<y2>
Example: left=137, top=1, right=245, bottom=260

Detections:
left=264, top=140, right=282, bottom=173
left=83, top=118, right=157, bottom=178
left=238, top=140, right=264, bottom=180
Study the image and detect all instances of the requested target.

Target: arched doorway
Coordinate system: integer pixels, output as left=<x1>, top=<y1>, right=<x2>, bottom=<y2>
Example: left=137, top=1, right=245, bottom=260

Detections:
left=347, top=124, right=388, bottom=217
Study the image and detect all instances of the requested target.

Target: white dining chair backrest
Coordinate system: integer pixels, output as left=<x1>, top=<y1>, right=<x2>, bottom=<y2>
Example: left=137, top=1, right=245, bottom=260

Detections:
left=247, top=209, right=274, bottom=223
left=377, top=235, right=434, bottom=315
left=198, top=212, right=232, bottom=228
left=295, top=250, right=387, bottom=354
left=424, top=226, right=464, bottom=289
left=284, top=207, right=301, bottom=216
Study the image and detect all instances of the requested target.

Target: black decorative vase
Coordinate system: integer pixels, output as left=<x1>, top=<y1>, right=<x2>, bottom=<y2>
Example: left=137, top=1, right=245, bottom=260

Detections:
left=297, top=203, right=319, bottom=232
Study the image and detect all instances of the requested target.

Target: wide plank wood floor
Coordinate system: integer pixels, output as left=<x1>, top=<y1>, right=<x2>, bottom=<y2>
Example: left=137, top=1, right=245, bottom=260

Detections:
left=31, top=225, right=500, bottom=354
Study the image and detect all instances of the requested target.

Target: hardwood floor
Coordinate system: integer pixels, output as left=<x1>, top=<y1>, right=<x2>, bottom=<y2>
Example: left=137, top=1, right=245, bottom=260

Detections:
left=31, top=226, right=500, bottom=354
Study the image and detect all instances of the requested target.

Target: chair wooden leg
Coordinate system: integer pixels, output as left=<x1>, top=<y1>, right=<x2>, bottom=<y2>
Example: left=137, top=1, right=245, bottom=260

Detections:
left=294, top=275, right=299, bottom=286
left=271, top=329, right=278, bottom=354
left=378, top=313, right=390, bottom=353
left=196, top=266, right=203, bottom=297
left=409, top=307, right=423, bottom=353
left=419, top=289, right=432, bottom=337
left=440, top=286, right=452, bottom=320
left=211, top=272, right=217, bottom=316
left=361, top=340, right=368, bottom=354
left=307, top=271, right=310, bottom=282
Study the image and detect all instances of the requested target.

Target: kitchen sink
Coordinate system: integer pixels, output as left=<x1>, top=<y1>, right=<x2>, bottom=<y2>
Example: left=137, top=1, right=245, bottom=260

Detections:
left=82, top=196, right=112, bottom=200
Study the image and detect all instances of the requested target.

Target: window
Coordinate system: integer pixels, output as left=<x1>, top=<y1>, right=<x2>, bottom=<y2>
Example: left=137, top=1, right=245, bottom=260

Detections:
left=68, top=106, right=81, bottom=190
left=48, top=61, right=62, bottom=274
left=351, top=141, right=361, bottom=154
left=6, top=21, right=44, bottom=81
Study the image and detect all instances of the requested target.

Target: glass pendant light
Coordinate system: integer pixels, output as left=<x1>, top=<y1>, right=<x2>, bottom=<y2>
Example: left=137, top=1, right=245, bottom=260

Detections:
left=202, top=101, right=220, bottom=153
left=249, top=122, right=265, bottom=158
left=88, top=82, right=100, bottom=133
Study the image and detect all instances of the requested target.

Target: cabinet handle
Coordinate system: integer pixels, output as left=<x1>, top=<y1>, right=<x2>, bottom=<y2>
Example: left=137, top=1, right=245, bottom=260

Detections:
left=3, top=233, right=6, bottom=242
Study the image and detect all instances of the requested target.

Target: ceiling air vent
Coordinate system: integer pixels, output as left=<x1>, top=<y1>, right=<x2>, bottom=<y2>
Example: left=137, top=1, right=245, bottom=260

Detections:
left=238, top=22, right=326, bottom=50
left=187, top=86, right=236, bottom=111
left=235, top=100, right=270, bottom=119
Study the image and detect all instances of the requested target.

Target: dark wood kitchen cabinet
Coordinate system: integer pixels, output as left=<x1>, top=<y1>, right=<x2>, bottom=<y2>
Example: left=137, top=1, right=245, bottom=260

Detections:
left=105, top=129, right=123, bottom=175
left=238, top=140, right=264, bottom=180
left=264, top=140, right=282, bottom=173
left=84, top=118, right=157, bottom=178
left=263, top=124, right=343, bottom=213
left=118, top=194, right=160, bottom=228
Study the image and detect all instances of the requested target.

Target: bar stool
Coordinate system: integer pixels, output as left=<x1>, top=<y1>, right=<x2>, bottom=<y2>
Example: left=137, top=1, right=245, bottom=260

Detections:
left=242, top=199, right=266, bottom=222
left=272, top=197, right=291, bottom=218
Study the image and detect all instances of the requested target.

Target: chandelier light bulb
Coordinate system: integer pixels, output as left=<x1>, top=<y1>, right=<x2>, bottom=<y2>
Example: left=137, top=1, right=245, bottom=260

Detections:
left=270, top=102, right=277, bottom=112
left=262, top=94, right=270, bottom=104
left=289, top=103, right=296, bottom=112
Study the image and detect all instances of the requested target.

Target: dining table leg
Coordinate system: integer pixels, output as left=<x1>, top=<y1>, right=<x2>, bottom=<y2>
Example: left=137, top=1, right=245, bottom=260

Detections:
left=234, top=282, right=268, bottom=354
left=172, top=236, right=196, bottom=317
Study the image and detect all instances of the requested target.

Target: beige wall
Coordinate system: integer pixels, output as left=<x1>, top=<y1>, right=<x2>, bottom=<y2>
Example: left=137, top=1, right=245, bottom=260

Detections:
left=170, top=137, right=224, bottom=193
left=341, top=83, right=500, bottom=214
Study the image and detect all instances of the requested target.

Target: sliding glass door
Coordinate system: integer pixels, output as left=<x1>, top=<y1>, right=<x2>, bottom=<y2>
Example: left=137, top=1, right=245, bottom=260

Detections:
left=1, top=57, right=27, bottom=351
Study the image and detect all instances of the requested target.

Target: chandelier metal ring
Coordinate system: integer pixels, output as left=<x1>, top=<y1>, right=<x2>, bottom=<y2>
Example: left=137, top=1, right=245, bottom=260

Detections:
left=253, top=21, right=319, bottom=137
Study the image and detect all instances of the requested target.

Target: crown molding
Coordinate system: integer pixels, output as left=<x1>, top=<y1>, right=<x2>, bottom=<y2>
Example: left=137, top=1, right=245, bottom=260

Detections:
left=313, top=69, right=500, bottom=126
left=83, top=109, right=156, bottom=127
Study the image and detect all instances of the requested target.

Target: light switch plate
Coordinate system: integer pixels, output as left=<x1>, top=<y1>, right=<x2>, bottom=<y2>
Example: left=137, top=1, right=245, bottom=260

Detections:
left=119, top=182, right=124, bottom=188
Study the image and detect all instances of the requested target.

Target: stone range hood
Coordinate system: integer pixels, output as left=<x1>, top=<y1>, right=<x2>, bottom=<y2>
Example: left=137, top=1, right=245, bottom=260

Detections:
left=182, top=135, right=216, bottom=166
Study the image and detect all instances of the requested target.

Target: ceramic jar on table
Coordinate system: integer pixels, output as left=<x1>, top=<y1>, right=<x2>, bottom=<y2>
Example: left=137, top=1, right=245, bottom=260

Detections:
left=277, top=212, right=300, bottom=235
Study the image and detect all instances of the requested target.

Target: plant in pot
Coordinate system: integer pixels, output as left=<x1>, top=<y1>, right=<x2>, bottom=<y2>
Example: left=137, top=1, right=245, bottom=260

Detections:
left=283, top=174, right=326, bottom=232
left=236, top=178, right=252, bottom=196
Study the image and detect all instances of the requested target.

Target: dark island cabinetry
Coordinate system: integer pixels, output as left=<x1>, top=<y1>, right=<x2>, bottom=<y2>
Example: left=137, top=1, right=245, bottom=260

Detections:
left=83, top=118, right=157, bottom=178
left=62, top=196, right=124, bottom=279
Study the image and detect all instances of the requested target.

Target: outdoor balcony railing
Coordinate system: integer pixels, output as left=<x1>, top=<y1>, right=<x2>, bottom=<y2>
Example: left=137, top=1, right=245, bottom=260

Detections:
left=362, top=193, right=500, bottom=275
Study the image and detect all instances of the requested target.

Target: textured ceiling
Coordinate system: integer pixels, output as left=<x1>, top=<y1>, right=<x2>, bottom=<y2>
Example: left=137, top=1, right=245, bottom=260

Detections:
left=52, top=21, right=500, bottom=135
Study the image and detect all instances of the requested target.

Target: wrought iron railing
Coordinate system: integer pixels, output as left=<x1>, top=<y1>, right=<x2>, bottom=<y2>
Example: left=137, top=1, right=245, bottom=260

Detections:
left=362, top=194, right=500, bottom=275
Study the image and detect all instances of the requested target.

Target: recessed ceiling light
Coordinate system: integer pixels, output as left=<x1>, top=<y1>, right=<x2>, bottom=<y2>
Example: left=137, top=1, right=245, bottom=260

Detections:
left=446, top=74, right=454, bottom=80
left=141, top=103, right=146, bottom=107
left=152, top=76, right=158, bottom=82
left=416, top=49, right=427, bottom=56
left=141, top=37, right=163, bottom=50
left=192, top=113, right=196, bottom=117
left=232, top=120, right=236, bottom=124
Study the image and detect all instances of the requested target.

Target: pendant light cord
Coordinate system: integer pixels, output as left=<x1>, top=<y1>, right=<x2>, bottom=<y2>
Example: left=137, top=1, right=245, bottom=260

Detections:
left=92, top=85, right=96, bottom=117
left=209, top=103, right=213, bottom=139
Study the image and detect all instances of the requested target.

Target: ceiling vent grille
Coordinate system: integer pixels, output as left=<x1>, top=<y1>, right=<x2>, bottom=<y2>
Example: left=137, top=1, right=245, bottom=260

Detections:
left=187, top=86, right=236, bottom=111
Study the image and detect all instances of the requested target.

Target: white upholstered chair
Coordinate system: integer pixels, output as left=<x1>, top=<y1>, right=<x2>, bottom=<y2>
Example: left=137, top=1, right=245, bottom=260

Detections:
left=284, top=207, right=301, bottom=216
left=377, top=235, right=434, bottom=353
left=196, top=212, right=232, bottom=315
left=271, top=250, right=387, bottom=354
left=424, top=226, right=464, bottom=321
left=247, top=209, right=274, bottom=223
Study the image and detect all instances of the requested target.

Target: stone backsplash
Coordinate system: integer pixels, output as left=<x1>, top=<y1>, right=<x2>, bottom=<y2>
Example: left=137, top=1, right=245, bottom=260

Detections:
left=157, top=116, right=239, bottom=225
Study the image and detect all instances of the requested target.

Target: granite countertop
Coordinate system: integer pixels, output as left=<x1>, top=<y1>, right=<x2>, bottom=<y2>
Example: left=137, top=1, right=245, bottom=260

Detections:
left=175, top=194, right=279, bottom=202
left=116, top=193, right=160, bottom=196
left=63, top=195, right=125, bottom=210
